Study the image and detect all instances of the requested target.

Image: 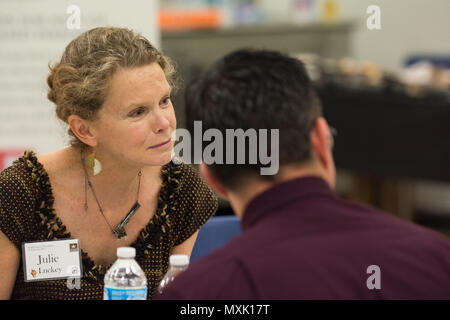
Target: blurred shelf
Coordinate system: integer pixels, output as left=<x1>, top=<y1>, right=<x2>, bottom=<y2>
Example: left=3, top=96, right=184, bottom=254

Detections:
left=162, top=21, right=355, bottom=39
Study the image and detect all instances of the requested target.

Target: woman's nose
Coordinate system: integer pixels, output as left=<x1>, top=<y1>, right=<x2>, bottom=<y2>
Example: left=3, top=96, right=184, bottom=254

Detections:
left=152, top=112, right=170, bottom=134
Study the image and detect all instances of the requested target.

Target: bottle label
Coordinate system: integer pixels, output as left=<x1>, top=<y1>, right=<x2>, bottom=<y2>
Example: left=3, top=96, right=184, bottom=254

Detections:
left=103, top=286, right=147, bottom=300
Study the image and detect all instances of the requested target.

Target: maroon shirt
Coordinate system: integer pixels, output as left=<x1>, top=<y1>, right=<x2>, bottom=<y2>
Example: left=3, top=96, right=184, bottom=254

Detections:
left=158, top=176, right=450, bottom=299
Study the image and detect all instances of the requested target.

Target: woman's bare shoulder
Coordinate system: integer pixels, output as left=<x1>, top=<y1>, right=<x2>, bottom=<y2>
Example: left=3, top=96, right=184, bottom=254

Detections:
left=37, top=147, right=83, bottom=194
left=37, top=147, right=78, bottom=176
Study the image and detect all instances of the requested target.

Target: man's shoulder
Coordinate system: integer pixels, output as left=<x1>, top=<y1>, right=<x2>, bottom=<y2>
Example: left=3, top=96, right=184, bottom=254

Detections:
left=158, top=252, right=248, bottom=299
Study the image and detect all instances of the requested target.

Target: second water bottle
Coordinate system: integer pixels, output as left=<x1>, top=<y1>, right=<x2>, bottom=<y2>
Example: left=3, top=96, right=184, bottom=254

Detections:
left=157, top=254, right=189, bottom=294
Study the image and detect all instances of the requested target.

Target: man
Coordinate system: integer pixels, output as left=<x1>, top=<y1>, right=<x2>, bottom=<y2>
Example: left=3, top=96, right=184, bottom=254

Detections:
left=158, top=49, right=450, bottom=299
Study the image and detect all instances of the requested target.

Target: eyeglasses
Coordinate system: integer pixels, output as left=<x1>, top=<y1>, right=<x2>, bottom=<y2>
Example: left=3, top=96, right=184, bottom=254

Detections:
left=329, top=126, right=338, bottom=151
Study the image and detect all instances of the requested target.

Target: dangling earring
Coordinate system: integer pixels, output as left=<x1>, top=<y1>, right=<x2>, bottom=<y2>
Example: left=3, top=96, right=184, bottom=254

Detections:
left=84, top=152, right=102, bottom=175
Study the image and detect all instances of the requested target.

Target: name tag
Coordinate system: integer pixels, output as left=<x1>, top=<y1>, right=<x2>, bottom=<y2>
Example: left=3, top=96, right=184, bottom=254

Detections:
left=22, top=239, right=83, bottom=282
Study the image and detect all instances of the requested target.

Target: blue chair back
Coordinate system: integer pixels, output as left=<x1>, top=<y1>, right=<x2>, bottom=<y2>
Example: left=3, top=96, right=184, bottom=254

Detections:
left=405, top=55, right=450, bottom=69
left=190, top=215, right=241, bottom=262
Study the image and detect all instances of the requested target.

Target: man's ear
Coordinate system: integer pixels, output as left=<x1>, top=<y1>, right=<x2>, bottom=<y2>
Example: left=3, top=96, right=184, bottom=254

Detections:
left=199, top=162, right=229, bottom=200
left=68, top=115, right=98, bottom=147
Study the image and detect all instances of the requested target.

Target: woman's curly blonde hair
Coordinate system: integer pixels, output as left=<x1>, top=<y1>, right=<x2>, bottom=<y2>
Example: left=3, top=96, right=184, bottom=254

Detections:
left=47, top=27, right=178, bottom=149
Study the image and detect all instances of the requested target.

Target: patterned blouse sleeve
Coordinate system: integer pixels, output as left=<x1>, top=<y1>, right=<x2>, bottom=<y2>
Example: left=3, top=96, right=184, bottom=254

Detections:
left=0, top=160, right=37, bottom=250
left=171, top=163, right=218, bottom=246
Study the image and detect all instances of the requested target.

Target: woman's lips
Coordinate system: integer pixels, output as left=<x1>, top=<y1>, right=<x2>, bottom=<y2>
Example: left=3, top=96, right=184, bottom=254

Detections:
left=149, top=139, right=172, bottom=149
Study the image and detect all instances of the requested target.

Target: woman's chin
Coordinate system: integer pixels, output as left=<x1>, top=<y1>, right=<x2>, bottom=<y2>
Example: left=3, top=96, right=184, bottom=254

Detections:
left=143, top=150, right=174, bottom=167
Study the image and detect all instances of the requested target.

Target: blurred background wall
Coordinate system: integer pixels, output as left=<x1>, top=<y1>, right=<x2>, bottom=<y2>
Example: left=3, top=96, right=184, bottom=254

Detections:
left=339, top=0, right=450, bottom=72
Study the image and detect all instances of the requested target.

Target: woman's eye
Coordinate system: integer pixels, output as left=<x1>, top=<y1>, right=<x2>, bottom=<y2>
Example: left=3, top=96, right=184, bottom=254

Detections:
left=130, top=107, right=146, bottom=117
left=161, top=96, right=171, bottom=106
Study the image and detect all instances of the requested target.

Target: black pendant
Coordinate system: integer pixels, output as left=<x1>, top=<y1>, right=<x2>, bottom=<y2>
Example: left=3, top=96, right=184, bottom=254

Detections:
left=113, top=227, right=127, bottom=239
left=112, top=201, right=141, bottom=239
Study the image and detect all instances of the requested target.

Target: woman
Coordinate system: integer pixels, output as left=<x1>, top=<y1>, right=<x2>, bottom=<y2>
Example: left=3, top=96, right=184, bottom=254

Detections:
left=0, top=27, right=218, bottom=299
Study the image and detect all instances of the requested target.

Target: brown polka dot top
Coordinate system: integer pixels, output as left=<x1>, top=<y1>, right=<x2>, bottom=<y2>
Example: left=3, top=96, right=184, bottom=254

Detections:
left=0, top=151, right=218, bottom=300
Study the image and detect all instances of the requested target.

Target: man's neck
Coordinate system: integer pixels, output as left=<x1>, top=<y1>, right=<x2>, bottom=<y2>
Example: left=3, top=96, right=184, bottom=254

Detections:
left=228, top=165, right=330, bottom=219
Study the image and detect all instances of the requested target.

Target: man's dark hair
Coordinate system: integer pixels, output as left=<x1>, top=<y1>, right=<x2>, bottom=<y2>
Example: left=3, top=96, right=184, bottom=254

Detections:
left=185, top=49, right=322, bottom=190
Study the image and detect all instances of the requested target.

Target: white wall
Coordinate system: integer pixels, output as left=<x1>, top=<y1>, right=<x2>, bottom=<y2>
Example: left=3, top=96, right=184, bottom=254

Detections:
left=339, top=0, right=450, bottom=72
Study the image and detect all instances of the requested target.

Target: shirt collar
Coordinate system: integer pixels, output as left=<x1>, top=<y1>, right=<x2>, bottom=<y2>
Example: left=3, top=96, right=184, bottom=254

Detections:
left=241, top=176, right=335, bottom=230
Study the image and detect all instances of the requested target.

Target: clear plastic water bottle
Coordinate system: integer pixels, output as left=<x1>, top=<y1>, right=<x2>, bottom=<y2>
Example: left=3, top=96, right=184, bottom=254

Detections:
left=103, top=247, right=147, bottom=300
left=157, top=254, right=189, bottom=294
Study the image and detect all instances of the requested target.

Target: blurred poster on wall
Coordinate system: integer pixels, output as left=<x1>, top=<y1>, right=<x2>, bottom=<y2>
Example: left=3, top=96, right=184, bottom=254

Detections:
left=0, top=149, right=25, bottom=171
left=0, top=0, right=159, bottom=163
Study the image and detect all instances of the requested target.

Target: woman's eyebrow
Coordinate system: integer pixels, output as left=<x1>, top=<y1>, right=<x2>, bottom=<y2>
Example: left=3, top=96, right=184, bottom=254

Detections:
left=125, top=102, right=147, bottom=109
left=124, top=87, right=172, bottom=109
left=163, top=87, right=172, bottom=96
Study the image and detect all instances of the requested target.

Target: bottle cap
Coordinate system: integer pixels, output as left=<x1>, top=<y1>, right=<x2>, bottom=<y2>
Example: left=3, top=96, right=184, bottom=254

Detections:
left=170, top=254, right=189, bottom=266
left=117, top=247, right=136, bottom=258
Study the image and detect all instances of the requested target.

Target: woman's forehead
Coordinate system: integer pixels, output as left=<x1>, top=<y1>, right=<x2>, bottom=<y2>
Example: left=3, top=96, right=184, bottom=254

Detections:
left=104, top=63, right=170, bottom=109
